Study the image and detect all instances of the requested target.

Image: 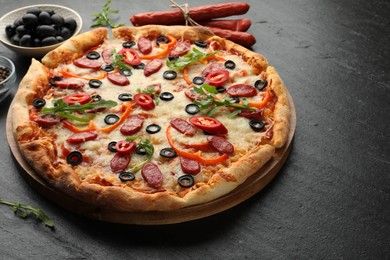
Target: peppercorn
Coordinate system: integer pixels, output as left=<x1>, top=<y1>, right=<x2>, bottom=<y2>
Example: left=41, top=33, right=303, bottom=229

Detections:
left=0, top=66, right=11, bottom=82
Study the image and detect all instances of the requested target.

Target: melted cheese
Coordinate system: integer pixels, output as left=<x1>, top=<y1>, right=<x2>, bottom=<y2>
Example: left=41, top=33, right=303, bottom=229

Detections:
left=42, top=38, right=271, bottom=193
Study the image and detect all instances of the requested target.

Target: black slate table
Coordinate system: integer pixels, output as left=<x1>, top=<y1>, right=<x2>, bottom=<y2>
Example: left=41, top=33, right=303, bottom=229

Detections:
left=1, top=0, right=389, bottom=259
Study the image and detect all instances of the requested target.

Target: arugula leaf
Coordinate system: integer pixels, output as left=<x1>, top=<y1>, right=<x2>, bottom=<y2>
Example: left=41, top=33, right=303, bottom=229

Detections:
left=166, top=48, right=218, bottom=69
left=41, top=99, right=117, bottom=122
left=126, top=138, right=154, bottom=173
left=91, top=0, right=125, bottom=28
left=0, top=199, right=54, bottom=228
left=111, top=50, right=133, bottom=71
left=192, top=84, right=256, bottom=117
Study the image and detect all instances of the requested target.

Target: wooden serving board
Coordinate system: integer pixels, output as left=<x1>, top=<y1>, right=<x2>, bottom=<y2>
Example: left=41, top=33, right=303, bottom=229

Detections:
left=6, top=93, right=296, bottom=225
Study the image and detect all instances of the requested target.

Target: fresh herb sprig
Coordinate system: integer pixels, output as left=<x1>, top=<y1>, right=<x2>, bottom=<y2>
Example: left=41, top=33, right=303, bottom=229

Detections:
left=125, top=137, right=154, bottom=173
left=111, top=50, right=133, bottom=71
left=91, top=0, right=125, bottom=28
left=0, top=199, right=54, bottom=228
left=42, top=99, right=117, bottom=122
left=166, top=48, right=218, bottom=69
left=192, top=84, right=256, bottom=117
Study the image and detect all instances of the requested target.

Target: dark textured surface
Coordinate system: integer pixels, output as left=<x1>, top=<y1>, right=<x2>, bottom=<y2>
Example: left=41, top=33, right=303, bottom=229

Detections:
left=1, top=0, right=389, bottom=259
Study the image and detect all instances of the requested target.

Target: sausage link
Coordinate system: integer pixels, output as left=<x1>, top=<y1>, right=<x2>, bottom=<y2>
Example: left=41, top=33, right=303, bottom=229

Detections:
left=206, top=27, right=256, bottom=48
left=130, top=2, right=250, bottom=26
left=200, top=18, right=252, bottom=32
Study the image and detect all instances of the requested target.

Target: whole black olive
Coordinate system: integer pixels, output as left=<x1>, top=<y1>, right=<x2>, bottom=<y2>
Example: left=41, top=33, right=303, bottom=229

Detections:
left=11, top=35, right=21, bottom=45
left=41, top=36, right=58, bottom=46
left=5, top=24, right=16, bottom=38
left=38, top=11, right=51, bottom=25
left=26, top=7, right=41, bottom=16
left=64, top=17, right=77, bottom=31
left=22, top=13, right=38, bottom=27
left=20, top=34, right=32, bottom=47
left=37, top=25, right=56, bottom=38
left=50, top=14, right=64, bottom=27
left=60, top=27, right=72, bottom=40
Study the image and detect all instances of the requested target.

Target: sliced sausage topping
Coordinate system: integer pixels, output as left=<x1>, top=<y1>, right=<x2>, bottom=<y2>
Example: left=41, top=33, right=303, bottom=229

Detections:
left=226, top=84, right=257, bottom=97
left=110, top=153, right=131, bottom=173
left=180, top=157, right=201, bottom=175
left=73, top=57, right=102, bottom=70
left=207, top=136, right=234, bottom=154
left=66, top=131, right=98, bottom=144
left=137, top=36, right=152, bottom=55
left=107, top=73, right=130, bottom=86
left=141, top=162, right=163, bottom=188
left=120, top=116, right=144, bottom=135
left=170, top=118, right=197, bottom=136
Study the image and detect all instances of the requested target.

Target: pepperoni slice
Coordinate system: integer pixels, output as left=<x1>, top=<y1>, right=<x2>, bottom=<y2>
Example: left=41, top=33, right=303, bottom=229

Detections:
left=102, top=47, right=114, bottom=64
left=169, top=40, right=191, bottom=58
left=110, top=153, right=131, bottom=173
left=73, top=57, right=102, bottom=70
left=144, top=59, right=163, bottom=77
left=201, top=62, right=224, bottom=77
left=137, top=36, right=152, bottom=55
left=227, top=84, right=257, bottom=97
left=120, top=116, right=144, bottom=135
left=238, top=109, right=263, bottom=119
left=107, top=73, right=130, bottom=86
left=54, top=78, right=84, bottom=89
left=207, top=136, right=234, bottom=154
left=34, top=115, right=60, bottom=127
left=66, top=131, right=98, bottom=144
left=170, top=118, right=197, bottom=136
left=141, top=162, right=163, bottom=188
left=184, top=89, right=206, bottom=101
left=180, top=157, right=201, bottom=175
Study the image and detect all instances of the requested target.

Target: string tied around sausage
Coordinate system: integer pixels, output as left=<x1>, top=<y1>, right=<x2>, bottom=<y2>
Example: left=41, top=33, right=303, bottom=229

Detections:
left=169, top=0, right=201, bottom=26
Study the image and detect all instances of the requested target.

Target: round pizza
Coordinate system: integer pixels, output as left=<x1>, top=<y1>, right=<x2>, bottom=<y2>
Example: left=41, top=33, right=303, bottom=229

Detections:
left=11, top=25, right=291, bottom=212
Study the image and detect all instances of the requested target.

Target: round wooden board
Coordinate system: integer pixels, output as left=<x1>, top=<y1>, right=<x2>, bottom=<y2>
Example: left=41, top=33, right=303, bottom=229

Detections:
left=6, top=93, right=296, bottom=225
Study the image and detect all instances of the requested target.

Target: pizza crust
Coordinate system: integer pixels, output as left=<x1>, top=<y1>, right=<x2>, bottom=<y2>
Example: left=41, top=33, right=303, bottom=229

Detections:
left=12, top=25, right=292, bottom=212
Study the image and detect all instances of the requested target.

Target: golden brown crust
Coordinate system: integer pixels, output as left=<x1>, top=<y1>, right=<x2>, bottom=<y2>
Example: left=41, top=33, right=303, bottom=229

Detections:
left=42, top=27, right=109, bottom=68
left=12, top=25, right=292, bottom=212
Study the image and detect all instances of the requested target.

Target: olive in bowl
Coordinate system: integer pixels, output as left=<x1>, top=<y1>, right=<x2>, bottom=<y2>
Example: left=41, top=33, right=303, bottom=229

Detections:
left=0, top=56, right=16, bottom=103
left=0, top=4, right=82, bottom=57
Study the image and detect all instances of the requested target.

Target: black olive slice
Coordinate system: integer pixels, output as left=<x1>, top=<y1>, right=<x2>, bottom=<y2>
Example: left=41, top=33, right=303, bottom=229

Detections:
left=108, top=141, right=117, bottom=152
left=90, top=95, right=101, bottom=103
left=230, top=97, right=240, bottom=104
left=122, top=41, right=136, bottom=48
left=224, top=60, right=236, bottom=70
left=159, top=92, right=174, bottom=101
left=119, top=171, right=135, bottom=182
left=194, top=40, right=207, bottom=48
left=217, top=86, right=226, bottom=93
left=32, top=98, right=46, bottom=109
left=135, top=146, right=147, bottom=155
left=89, top=79, right=102, bottom=88
left=101, top=64, right=115, bottom=72
left=146, top=124, right=161, bottom=134
left=119, top=69, right=132, bottom=77
left=192, top=76, right=205, bottom=85
left=160, top=148, right=177, bottom=158
left=104, top=114, right=120, bottom=125
left=67, top=151, right=83, bottom=166
left=254, top=79, right=268, bottom=91
left=118, top=93, right=133, bottom=101
left=249, top=119, right=265, bottom=132
left=50, top=76, right=62, bottom=86
left=163, top=70, right=177, bottom=80
left=178, top=175, right=195, bottom=188
left=86, top=51, right=100, bottom=60
left=185, top=104, right=200, bottom=115
left=134, top=63, right=145, bottom=70
left=156, top=36, right=169, bottom=45
left=168, top=56, right=178, bottom=61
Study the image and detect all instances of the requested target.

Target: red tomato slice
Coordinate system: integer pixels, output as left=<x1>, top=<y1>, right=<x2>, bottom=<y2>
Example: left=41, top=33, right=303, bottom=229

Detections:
left=205, top=69, right=229, bottom=87
left=189, top=116, right=228, bottom=135
left=134, top=93, right=155, bottom=110
left=62, top=93, right=92, bottom=105
left=118, top=49, right=141, bottom=66
left=115, top=140, right=136, bottom=154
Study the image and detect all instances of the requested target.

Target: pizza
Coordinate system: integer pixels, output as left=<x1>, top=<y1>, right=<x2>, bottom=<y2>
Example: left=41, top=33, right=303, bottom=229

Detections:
left=11, top=25, right=291, bottom=212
